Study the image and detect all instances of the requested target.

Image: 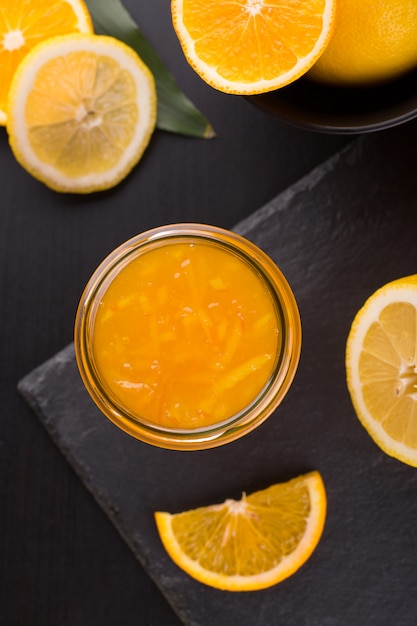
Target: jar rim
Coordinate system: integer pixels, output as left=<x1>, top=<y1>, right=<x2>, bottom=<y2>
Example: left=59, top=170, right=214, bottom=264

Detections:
left=74, top=223, right=302, bottom=450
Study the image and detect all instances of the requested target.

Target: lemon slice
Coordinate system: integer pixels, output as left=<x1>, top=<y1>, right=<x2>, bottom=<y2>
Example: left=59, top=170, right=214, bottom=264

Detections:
left=346, top=275, right=417, bottom=467
left=155, top=471, right=326, bottom=591
left=0, top=0, right=93, bottom=125
left=7, top=34, right=157, bottom=193
left=171, top=0, right=336, bottom=95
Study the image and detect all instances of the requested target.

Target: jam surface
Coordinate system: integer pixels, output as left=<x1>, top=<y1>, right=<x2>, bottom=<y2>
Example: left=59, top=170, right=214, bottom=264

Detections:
left=93, top=240, right=280, bottom=428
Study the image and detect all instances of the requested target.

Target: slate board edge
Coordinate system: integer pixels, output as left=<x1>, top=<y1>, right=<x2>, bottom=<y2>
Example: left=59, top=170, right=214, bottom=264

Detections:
left=233, top=136, right=356, bottom=237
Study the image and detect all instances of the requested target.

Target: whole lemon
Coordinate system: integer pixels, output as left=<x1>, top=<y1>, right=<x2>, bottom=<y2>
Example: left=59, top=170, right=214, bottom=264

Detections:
left=308, top=0, right=417, bottom=86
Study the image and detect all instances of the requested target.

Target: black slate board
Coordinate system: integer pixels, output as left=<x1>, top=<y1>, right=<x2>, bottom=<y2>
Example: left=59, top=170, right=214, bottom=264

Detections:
left=18, top=122, right=417, bottom=626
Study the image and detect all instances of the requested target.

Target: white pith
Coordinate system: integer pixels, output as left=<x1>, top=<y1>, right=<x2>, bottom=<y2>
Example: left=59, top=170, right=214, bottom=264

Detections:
left=245, top=0, right=264, bottom=16
left=3, top=29, right=25, bottom=51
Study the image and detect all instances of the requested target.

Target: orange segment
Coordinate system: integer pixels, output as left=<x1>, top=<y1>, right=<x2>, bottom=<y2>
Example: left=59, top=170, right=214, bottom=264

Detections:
left=0, top=0, right=93, bottom=124
left=155, top=471, right=327, bottom=591
left=171, top=0, right=336, bottom=94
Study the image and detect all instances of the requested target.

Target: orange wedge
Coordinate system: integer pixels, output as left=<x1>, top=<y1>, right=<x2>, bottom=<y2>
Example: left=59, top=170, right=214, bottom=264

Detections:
left=171, top=0, right=336, bottom=94
left=155, top=471, right=327, bottom=591
left=0, top=0, right=93, bottom=124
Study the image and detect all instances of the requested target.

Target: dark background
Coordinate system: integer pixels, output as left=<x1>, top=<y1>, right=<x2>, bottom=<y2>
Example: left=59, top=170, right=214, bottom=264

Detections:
left=0, top=1, right=355, bottom=624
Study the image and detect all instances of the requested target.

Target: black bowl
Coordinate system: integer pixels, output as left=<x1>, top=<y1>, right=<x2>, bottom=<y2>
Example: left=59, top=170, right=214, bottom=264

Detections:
left=248, top=67, right=417, bottom=134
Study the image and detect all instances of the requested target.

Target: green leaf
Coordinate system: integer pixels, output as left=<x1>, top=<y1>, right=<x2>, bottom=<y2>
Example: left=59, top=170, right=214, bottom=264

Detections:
left=84, top=0, right=215, bottom=138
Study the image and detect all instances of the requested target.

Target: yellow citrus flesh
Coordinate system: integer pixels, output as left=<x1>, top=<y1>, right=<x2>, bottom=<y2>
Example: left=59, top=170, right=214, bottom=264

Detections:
left=308, top=0, right=417, bottom=86
left=7, top=34, right=157, bottom=193
left=155, top=471, right=326, bottom=591
left=0, top=0, right=93, bottom=124
left=171, top=0, right=336, bottom=95
left=346, top=276, right=417, bottom=467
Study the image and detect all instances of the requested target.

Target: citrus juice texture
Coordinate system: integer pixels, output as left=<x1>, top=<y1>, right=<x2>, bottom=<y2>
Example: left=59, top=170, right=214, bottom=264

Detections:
left=92, top=240, right=281, bottom=429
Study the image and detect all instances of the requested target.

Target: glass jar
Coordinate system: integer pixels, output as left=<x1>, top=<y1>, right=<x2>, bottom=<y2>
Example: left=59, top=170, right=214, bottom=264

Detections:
left=74, top=223, right=301, bottom=450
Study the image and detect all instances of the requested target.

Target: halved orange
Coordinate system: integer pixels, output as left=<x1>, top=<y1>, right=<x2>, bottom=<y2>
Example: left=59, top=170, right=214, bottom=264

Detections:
left=0, top=0, right=93, bottom=124
left=171, top=0, right=336, bottom=94
left=155, top=471, right=326, bottom=591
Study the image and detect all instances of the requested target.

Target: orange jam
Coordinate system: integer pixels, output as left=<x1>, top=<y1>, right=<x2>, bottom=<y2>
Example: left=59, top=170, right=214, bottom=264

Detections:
left=92, top=240, right=280, bottom=429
